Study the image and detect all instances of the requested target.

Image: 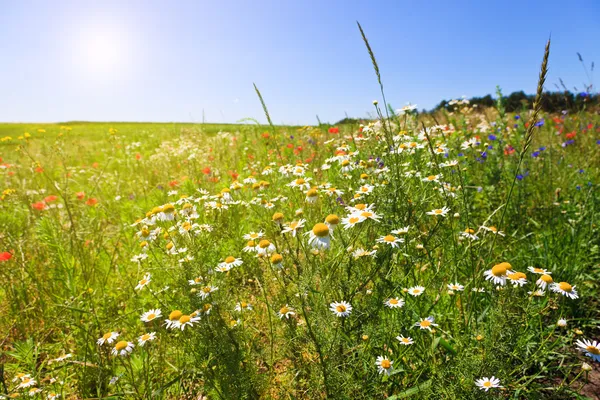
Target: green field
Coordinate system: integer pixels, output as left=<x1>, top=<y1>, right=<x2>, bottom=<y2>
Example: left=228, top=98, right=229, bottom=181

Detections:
left=1, top=101, right=599, bottom=400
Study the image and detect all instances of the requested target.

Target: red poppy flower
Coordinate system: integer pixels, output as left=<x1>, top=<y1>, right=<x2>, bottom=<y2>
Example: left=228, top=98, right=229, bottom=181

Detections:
left=44, top=195, right=58, bottom=203
left=168, top=180, right=179, bottom=188
left=0, top=252, right=12, bottom=261
left=565, top=131, right=576, bottom=139
left=86, top=198, right=98, bottom=206
left=32, top=202, right=46, bottom=210
left=262, top=132, right=270, bottom=139
left=135, top=153, right=142, bottom=160
left=328, top=127, right=339, bottom=134
left=76, top=192, right=85, bottom=200
left=35, top=166, right=44, bottom=173
left=202, top=167, right=211, bottom=175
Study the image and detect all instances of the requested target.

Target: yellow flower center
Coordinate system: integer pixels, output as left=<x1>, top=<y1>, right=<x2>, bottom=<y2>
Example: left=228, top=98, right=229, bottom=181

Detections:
left=246, top=240, right=255, bottom=247
left=312, top=223, right=330, bottom=237
left=402, top=338, right=410, bottom=343
left=289, top=221, right=299, bottom=229
left=163, top=204, right=175, bottom=213
left=280, top=306, right=289, bottom=315
left=349, top=217, right=360, bottom=224
left=115, top=341, right=128, bottom=351
left=147, top=313, right=156, bottom=320
left=434, top=209, right=443, bottom=214
left=558, top=282, right=572, bottom=292
left=427, top=175, right=436, bottom=180
left=420, top=320, right=431, bottom=328
left=380, top=359, right=391, bottom=369
left=533, top=268, right=544, bottom=273
left=586, top=345, right=600, bottom=355
left=540, top=274, right=553, bottom=283
left=102, top=332, right=113, bottom=340
left=240, top=302, right=248, bottom=308
left=225, top=256, right=236, bottom=264
left=491, top=264, right=507, bottom=277
left=169, top=310, right=183, bottom=320
left=383, top=235, right=396, bottom=243
left=141, top=334, right=151, bottom=341
left=272, top=212, right=284, bottom=221
left=361, top=211, right=373, bottom=218
left=465, top=228, right=475, bottom=234
left=139, top=279, right=148, bottom=285
left=179, top=315, right=191, bottom=324
left=335, top=305, right=346, bottom=313
left=325, top=214, right=339, bottom=225
left=483, top=381, right=492, bottom=388
left=389, top=298, right=398, bottom=305
left=270, top=254, right=283, bottom=264
left=355, top=204, right=366, bottom=210
left=259, top=240, right=271, bottom=249
left=341, top=160, right=350, bottom=166
left=203, top=304, right=212, bottom=312
left=202, top=286, right=212, bottom=293
left=509, top=272, right=526, bottom=280
left=307, top=188, right=318, bottom=197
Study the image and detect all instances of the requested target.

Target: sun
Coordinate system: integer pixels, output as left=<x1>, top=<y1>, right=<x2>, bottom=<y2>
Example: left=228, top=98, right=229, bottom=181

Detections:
left=67, top=21, right=133, bottom=84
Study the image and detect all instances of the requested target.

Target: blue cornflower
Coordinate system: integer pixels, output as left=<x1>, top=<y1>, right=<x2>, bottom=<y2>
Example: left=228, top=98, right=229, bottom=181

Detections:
left=488, top=134, right=497, bottom=141
left=534, top=119, right=545, bottom=127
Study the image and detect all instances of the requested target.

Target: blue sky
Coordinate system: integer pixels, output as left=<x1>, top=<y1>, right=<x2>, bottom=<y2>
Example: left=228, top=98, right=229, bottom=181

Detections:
left=0, top=0, right=598, bottom=124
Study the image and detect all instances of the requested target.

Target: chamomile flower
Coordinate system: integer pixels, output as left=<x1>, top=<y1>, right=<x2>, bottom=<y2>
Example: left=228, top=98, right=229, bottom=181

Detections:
left=306, top=223, right=332, bottom=250
left=506, top=271, right=527, bottom=287
left=242, top=240, right=257, bottom=253
left=484, top=263, right=509, bottom=286
left=528, top=289, right=546, bottom=297
left=135, top=273, right=151, bottom=290
left=384, top=297, right=405, bottom=308
left=443, top=283, right=463, bottom=293
left=550, top=282, right=579, bottom=299
left=536, top=274, right=553, bottom=289
left=173, top=314, right=201, bottom=330
left=198, top=285, right=218, bottom=300
left=352, top=247, right=377, bottom=259
left=341, top=215, right=366, bottom=229
left=47, top=392, right=60, bottom=400
left=235, top=301, right=253, bottom=312
left=256, top=239, right=276, bottom=256
left=481, top=225, right=505, bottom=236
left=375, top=356, right=393, bottom=375
left=218, top=256, right=243, bottom=269
left=278, top=304, right=295, bottom=319
left=475, top=376, right=502, bottom=392
left=408, top=286, right=425, bottom=297
left=376, top=234, right=404, bottom=248
left=528, top=266, right=551, bottom=275
left=243, top=231, right=264, bottom=241
left=188, top=277, right=203, bottom=286
left=140, top=309, right=162, bottom=323
left=422, top=174, right=440, bottom=183
left=164, top=310, right=183, bottom=329
left=396, top=335, right=414, bottom=345
left=111, top=341, right=134, bottom=356
left=426, top=206, right=450, bottom=217
left=97, top=331, right=119, bottom=346
left=357, top=209, right=381, bottom=222
left=288, top=177, right=311, bottom=190
left=305, top=188, right=319, bottom=203
left=325, top=214, right=340, bottom=228
left=329, top=301, right=352, bottom=317
left=270, top=253, right=284, bottom=268
left=138, top=332, right=156, bottom=346
left=28, top=388, right=42, bottom=396
left=391, top=226, right=410, bottom=235
left=281, top=219, right=306, bottom=237
left=460, top=228, right=479, bottom=240
left=16, top=376, right=36, bottom=389
left=415, top=316, right=438, bottom=331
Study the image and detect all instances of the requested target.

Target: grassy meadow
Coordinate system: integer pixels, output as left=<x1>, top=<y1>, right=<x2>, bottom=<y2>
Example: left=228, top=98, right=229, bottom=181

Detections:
left=1, top=44, right=600, bottom=399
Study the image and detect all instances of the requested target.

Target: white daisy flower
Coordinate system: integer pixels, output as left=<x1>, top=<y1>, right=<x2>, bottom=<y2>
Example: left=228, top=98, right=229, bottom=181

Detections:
left=447, top=283, right=464, bottom=292
left=218, top=256, right=243, bottom=269
left=135, top=273, right=151, bottom=290
left=138, top=332, right=156, bottom=346
left=475, top=376, right=502, bottom=391
left=550, top=282, right=578, bottom=299
left=408, top=286, right=425, bottom=297
left=396, top=335, right=414, bottom=345
left=173, top=314, right=201, bottom=330
left=384, top=297, right=405, bottom=308
left=483, top=263, right=509, bottom=286
left=426, top=206, right=450, bottom=217
left=575, top=338, right=600, bottom=361
left=97, top=331, right=119, bottom=346
left=556, top=318, right=568, bottom=327
left=536, top=274, right=553, bottom=289
left=281, top=219, right=306, bottom=237
left=198, top=285, right=218, bottom=300
left=528, top=266, right=551, bottom=275
left=506, top=271, right=527, bottom=287
left=235, top=301, right=253, bottom=312
left=415, top=316, right=438, bottom=331
left=306, top=223, right=332, bottom=250
left=376, top=234, right=404, bottom=248
left=375, top=356, right=393, bottom=375
left=329, top=301, right=352, bottom=317
left=278, top=304, right=295, bottom=319
left=341, top=215, right=366, bottom=229
left=111, top=341, right=134, bottom=356
left=140, top=309, right=162, bottom=323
